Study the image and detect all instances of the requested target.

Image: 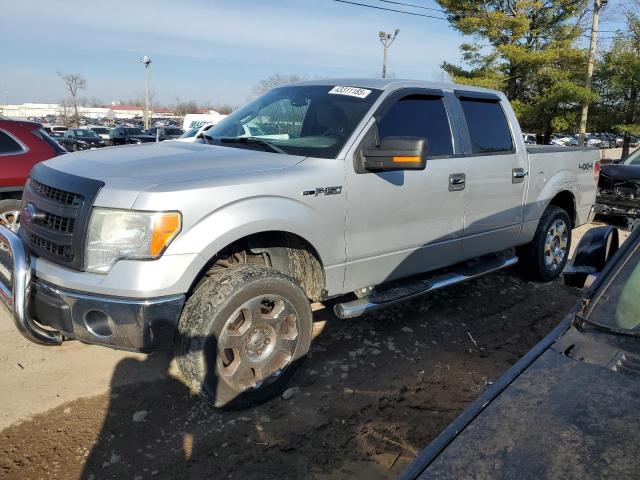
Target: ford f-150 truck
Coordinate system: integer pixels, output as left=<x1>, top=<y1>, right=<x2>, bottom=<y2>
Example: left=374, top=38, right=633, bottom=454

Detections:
left=0, top=79, right=598, bottom=408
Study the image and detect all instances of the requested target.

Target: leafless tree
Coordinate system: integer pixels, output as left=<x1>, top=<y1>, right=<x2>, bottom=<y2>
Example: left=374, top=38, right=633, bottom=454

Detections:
left=212, top=104, right=235, bottom=115
left=57, top=71, right=86, bottom=127
left=57, top=100, right=72, bottom=127
left=249, top=74, right=306, bottom=98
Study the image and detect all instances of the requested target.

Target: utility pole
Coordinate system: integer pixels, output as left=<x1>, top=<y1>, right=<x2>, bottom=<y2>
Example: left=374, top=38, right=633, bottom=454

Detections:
left=578, top=0, right=606, bottom=146
left=141, top=55, right=152, bottom=130
left=379, top=29, right=400, bottom=79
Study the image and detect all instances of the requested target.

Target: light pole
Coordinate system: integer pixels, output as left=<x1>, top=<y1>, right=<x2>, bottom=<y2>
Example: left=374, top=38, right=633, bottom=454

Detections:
left=578, top=0, right=606, bottom=146
left=379, top=29, right=399, bottom=79
left=140, top=55, right=152, bottom=129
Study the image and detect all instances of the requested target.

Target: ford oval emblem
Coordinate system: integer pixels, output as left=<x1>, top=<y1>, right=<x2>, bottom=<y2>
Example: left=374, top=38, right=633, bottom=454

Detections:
left=21, top=203, right=37, bottom=223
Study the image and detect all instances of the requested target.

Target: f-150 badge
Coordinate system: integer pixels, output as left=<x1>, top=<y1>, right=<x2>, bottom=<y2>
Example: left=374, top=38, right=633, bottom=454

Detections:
left=303, top=186, right=343, bottom=196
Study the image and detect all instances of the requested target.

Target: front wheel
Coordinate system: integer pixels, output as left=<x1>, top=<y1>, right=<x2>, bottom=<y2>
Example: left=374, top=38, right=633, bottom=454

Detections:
left=175, top=265, right=312, bottom=409
left=0, top=199, right=22, bottom=232
left=518, top=205, right=572, bottom=282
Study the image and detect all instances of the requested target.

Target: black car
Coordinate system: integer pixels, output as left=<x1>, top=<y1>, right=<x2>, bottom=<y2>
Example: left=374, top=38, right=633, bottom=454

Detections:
left=147, top=126, right=184, bottom=141
left=596, top=149, right=640, bottom=231
left=403, top=226, right=640, bottom=480
left=58, top=128, right=106, bottom=151
left=109, top=127, right=156, bottom=146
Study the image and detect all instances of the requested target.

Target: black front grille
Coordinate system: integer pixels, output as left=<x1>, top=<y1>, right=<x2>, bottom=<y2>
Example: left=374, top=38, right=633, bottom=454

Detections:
left=28, top=233, right=68, bottom=258
left=20, top=164, right=104, bottom=270
left=30, top=179, right=79, bottom=206
left=43, top=212, right=75, bottom=233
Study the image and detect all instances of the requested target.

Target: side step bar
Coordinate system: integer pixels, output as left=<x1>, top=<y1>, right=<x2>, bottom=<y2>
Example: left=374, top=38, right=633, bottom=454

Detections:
left=334, top=253, right=518, bottom=319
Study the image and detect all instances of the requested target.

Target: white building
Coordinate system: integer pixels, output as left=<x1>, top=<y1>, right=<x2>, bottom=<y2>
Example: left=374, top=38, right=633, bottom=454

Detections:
left=0, top=103, right=175, bottom=120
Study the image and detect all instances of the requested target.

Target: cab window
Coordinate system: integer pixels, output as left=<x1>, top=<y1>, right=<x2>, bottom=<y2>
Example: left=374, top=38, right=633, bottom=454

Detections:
left=378, top=95, right=453, bottom=157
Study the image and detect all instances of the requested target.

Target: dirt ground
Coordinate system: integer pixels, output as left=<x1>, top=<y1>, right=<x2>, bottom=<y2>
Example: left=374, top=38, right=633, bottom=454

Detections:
left=0, top=224, right=629, bottom=480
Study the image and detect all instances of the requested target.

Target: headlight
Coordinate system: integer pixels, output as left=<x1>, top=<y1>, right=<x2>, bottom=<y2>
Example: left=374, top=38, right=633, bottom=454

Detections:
left=85, top=208, right=181, bottom=274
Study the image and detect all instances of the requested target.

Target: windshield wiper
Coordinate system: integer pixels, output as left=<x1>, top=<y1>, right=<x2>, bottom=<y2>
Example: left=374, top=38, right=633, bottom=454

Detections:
left=215, top=136, right=287, bottom=154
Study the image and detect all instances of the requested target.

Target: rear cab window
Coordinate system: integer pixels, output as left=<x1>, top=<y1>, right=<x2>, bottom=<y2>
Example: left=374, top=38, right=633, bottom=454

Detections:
left=378, top=95, right=453, bottom=158
left=458, top=96, right=513, bottom=154
left=0, top=129, right=26, bottom=155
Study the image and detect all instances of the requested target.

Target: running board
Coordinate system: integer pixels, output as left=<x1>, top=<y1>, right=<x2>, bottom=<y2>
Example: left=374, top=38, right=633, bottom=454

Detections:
left=334, top=253, right=518, bottom=319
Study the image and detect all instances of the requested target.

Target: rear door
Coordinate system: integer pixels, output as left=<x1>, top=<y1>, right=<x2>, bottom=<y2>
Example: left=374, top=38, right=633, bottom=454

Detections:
left=343, top=89, right=469, bottom=292
left=455, top=92, right=528, bottom=257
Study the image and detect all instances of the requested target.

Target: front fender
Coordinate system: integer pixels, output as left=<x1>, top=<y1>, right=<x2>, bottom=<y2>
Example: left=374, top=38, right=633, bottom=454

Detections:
left=166, top=195, right=346, bottom=291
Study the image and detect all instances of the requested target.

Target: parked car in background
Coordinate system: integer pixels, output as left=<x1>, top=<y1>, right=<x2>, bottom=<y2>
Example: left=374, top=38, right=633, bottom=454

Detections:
left=522, top=133, right=536, bottom=144
left=596, top=148, right=640, bottom=230
left=109, top=126, right=155, bottom=145
left=85, top=126, right=111, bottom=142
left=0, top=79, right=598, bottom=410
left=50, top=125, right=68, bottom=136
left=0, top=119, right=65, bottom=230
left=147, top=126, right=184, bottom=141
left=58, top=128, right=106, bottom=151
left=182, top=112, right=226, bottom=131
left=403, top=225, right=640, bottom=480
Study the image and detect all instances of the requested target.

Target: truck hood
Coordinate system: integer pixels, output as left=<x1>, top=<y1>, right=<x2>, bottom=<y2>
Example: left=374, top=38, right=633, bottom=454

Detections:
left=43, top=141, right=305, bottom=191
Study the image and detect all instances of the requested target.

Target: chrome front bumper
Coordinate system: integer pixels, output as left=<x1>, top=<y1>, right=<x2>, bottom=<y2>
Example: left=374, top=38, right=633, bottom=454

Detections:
left=0, top=225, right=185, bottom=351
left=0, top=225, right=63, bottom=345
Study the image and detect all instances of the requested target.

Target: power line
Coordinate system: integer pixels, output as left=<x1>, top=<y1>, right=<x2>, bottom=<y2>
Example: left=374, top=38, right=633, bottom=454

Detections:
left=375, top=0, right=445, bottom=14
left=332, top=0, right=448, bottom=20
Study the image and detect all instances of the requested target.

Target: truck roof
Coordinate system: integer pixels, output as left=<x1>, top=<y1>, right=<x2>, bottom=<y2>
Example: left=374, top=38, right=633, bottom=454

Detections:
left=287, top=78, right=505, bottom=96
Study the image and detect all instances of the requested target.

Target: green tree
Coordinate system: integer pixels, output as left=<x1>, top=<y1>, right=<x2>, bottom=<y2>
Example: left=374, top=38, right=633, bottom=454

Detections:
left=437, top=0, right=593, bottom=141
left=593, top=13, right=640, bottom=158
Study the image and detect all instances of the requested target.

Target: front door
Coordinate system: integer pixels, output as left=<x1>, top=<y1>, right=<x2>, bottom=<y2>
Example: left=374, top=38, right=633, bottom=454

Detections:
left=343, top=91, right=469, bottom=292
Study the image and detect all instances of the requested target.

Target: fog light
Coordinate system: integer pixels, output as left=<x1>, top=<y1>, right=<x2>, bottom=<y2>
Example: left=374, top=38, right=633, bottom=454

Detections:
left=83, top=309, right=113, bottom=338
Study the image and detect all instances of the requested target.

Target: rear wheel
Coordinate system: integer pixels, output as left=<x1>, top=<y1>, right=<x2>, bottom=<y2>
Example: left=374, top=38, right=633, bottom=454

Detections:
left=175, top=265, right=312, bottom=409
left=0, top=199, right=21, bottom=232
left=518, top=205, right=572, bottom=281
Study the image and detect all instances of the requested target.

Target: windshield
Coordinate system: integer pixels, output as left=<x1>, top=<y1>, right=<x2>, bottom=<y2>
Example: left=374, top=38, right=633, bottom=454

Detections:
left=204, top=85, right=382, bottom=158
left=587, top=241, right=640, bottom=333
left=180, top=127, right=199, bottom=139
left=623, top=148, right=640, bottom=165
left=124, top=128, right=144, bottom=135
left=164, top=128, right=182, bottom=135
left=74, top=129, right=98, bottom=138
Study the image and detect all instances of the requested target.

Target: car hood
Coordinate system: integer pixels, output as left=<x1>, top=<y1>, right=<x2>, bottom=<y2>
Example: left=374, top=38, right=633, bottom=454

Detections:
left=43, top=141, right=305, bottom=193
left=601, top=164, right=640, bottom=182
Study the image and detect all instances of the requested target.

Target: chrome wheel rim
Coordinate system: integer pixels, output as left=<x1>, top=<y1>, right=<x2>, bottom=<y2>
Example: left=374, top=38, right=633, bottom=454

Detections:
left=544, top=219, right=568, bottom=271
left=0, top=210, right=20, bottom=233
left=217, top=295, right=299, bottom=392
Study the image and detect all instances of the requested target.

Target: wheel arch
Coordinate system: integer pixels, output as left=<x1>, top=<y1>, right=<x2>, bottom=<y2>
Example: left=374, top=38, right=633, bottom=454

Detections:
left=189, top=230, right=327, bottom=302
left=547, top=190, right=576, bottom=227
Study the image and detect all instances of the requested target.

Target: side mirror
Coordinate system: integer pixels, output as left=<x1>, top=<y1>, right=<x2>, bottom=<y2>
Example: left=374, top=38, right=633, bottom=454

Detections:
left=564, top=226, right=619, bottom=288
left=364, top=137, right=427, bottom=171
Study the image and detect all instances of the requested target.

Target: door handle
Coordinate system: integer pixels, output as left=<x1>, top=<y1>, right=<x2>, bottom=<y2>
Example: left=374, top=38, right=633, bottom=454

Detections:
left=449, top=173, right=466, bottom=192
left=512, top=168, right=528, bottom=183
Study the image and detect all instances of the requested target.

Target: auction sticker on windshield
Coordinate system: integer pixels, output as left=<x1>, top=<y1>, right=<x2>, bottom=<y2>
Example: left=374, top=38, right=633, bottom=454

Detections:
left=328, top=86, right=372, bottom=99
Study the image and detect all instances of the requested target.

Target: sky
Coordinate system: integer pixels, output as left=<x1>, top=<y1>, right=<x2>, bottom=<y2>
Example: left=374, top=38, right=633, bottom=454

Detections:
left=1, top=0, right=631, bottom=107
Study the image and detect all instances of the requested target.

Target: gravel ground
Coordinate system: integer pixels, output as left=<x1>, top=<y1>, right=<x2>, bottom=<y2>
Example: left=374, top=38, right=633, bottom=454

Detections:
left=0, top=224, right=629, bottom=480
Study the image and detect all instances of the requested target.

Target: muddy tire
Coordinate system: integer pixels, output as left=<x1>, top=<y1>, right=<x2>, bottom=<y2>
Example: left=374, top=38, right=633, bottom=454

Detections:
left=0, top=199, right=22, bottom=232
left=518, top=205, right=572, bottom=282
left=175, top=265, right=312, bottom=409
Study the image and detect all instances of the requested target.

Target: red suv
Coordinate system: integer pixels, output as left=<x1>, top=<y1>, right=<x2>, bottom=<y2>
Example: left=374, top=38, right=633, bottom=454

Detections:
left=0, top=119, right=65, bottom=230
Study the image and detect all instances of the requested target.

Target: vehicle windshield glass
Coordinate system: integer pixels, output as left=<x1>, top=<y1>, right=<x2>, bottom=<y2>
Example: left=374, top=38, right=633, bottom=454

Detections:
left=587, top=242, right=640, bottom=333
left=204, top=85, right=382, bottom=158
left=164, top=128, right=182, bottom=135
left=124, top=128, right=144, bottom=135
left=180, top=128, right=198, bottom=138
left=74, top=129, right=98, bottom=137
left=623, top=148, right=640, bottom=165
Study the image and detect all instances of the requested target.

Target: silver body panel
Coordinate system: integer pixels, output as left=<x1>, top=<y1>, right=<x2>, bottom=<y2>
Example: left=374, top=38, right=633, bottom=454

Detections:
left=32, top=79, right=598, bottom=299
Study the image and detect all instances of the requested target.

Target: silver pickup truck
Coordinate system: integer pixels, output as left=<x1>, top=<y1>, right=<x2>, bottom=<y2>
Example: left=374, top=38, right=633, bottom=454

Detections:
left=0, top=79, right=598, bottom=407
